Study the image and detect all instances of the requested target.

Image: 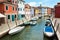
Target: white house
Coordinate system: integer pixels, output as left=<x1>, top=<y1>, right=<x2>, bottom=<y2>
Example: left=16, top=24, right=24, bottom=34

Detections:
left=41, top=7, right=48, bottom=16
left=17, top=0, right=25, bottom=20
left=30, top=7, right=35, bottom=17
left=24, top=4, right=31, bottom=20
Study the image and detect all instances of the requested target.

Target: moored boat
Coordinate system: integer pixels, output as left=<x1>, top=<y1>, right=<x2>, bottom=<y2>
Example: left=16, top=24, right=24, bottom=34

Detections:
left=44, top=26, right=54, bottom=37
left=30, top=17, right=38, bottom=21
left=29, top=21, right=37, bottom=25
left=23, top=21, right=30, bottom=26
left=8, top=26, right=25, bottom=35
left=44, top=20, right=54, bottom=37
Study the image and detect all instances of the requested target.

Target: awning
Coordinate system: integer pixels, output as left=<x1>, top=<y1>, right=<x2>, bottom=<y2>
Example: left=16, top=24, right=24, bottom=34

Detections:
left=0, top=13, right=6, bottom=18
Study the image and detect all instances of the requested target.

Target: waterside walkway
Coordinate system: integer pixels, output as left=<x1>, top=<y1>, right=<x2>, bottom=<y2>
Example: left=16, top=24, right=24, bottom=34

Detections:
left=0, top=18, right=30, bottom=38
left=51, top=18, right=60, bottom=40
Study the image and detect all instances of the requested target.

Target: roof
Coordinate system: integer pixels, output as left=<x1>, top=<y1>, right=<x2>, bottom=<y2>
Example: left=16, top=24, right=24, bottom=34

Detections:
left=0, top=13, right=6, bottom=18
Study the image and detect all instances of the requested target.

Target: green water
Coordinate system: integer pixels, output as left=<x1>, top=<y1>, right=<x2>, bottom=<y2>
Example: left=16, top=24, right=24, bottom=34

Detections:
left=0, top=19, right=46, bottom=40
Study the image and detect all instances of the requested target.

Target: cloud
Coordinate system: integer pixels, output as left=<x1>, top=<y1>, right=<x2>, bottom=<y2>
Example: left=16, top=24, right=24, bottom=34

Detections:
left=25, top=0, right=60, bottom=8
left=28, top=2, right=37, bottom=7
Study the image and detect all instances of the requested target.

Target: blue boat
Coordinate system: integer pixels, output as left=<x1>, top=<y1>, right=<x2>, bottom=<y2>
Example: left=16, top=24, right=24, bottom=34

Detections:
left=44, top=20, right=54, bottom=37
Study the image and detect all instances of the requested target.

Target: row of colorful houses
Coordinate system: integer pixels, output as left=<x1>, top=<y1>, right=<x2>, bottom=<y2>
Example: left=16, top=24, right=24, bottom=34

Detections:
left=25, top=4, right=52, bottom=18
left=0, top=0, right=25, bottom=26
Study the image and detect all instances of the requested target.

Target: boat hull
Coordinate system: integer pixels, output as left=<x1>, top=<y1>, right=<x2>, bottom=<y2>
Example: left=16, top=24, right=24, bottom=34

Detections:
left=29, top=21, right=37, bottom=26
left=44, top=32, right=54, bottom=37
left=44, top=26, right=54, bottom=37
left=8, top=26, right=25, bottom=35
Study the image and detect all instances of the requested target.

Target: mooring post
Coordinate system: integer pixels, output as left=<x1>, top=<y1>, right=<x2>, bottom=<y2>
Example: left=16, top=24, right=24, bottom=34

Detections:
left=56, top=23, right=59, bottom=32
left=54, top=20, right=57, bottom=27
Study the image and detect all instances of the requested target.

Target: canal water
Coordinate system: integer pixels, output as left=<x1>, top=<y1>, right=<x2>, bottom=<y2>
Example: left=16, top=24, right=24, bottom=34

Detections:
left=0, top=18, right=58, bottom=40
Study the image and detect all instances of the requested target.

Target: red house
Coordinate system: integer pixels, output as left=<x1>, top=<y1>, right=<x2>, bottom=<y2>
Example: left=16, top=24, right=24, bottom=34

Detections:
left=55, top=3, right=60, bottom=18
left=0, top=0, right=18, bottom=25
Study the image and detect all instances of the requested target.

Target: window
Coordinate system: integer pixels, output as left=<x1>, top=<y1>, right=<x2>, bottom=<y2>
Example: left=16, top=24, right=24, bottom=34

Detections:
left=6, top=5, right=8, bottom=10
left=21, top=15, right=25, bottom=18
left=15, top=1, right=17, bottom=3
left=18, top=8, right=19, bottom=11
left=12, top=0, right=14, bottom=3
left=16, top=8, right=17, bottom=11
left=15, top=15, right=16, bottom=18
left=18, top=8, right=22, bottom=11
left=12, top=15, right=15, bottom=21
left=20, top=1, right=21, bottom=4
left=23, top=9, right=24, bottom=11
left=20, top=8, right=22, bottom=11
left=23, top=2, right=24, bottom=4
left=13, top=7, right=14, bottom=10
left=8, top=15, right=10, bottom=19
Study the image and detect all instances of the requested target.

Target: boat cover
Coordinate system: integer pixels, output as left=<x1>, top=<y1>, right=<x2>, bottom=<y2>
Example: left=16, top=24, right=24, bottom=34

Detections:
left=45, top=26, right=53, bottom=32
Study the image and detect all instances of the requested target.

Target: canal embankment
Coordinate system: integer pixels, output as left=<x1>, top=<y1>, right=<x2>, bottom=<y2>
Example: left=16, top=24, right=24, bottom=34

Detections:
left=43, top=17, right=58, bottom=40
left=51, top=18, right=60, bottom=40
left=0, top=16, right=39, bottom=38
left=0, top=19, right=25, bottom=38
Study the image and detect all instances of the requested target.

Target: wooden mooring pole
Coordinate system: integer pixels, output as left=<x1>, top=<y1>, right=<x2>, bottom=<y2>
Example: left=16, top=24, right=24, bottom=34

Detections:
left=56, top=23, right=59, bottom=32
left=54, top=20, right=57, bottom=27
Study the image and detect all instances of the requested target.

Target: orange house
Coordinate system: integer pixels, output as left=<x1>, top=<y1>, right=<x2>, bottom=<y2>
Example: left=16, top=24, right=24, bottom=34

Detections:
left=47, top=8, right=52, bottom=16
left=0, top=0, right=18, bottom=24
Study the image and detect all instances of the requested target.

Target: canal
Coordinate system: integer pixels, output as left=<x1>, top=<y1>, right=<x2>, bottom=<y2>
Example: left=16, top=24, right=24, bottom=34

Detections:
left=0, top=18, right=58, bottom=40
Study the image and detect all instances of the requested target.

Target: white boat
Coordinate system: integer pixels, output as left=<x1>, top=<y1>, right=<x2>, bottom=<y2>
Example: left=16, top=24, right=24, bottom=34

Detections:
left=31, top=18, right=37, bottom=21
left=23, top=21, right=30, bottom=25
left=35, top=16, right=39, bottom=20
left=44, top=26, right=54, bottom=37
left=39, top=16, right=42, bottom=19
left=29, top=21, right=37, bottom=25
left=8, top=26, right=25, bottom=35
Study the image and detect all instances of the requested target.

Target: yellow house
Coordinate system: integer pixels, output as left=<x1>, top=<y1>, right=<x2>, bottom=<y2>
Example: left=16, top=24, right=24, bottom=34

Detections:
left=34, top=7, right=40, bottom=16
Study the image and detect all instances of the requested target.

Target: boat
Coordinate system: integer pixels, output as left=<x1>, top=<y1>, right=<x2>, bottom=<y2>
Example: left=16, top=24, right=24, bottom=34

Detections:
left=44, top=26, right=54, bottom=37
left=29, top=21, right=37, bottom=25
left=23, top=21, right=30, bottom=26
left=31, top=18, right=37, bottom=21
left=35, top=16, right=39, bottom=20
left=44, top=20, right=54, bottom=37
left=8, top=26, right=25, bottom=35
left=38, top=15, right=42, bottom=19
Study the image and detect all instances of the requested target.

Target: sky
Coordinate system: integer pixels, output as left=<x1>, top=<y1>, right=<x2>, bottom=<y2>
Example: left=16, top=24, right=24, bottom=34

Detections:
left=24, top=0, right=60, bottom=8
